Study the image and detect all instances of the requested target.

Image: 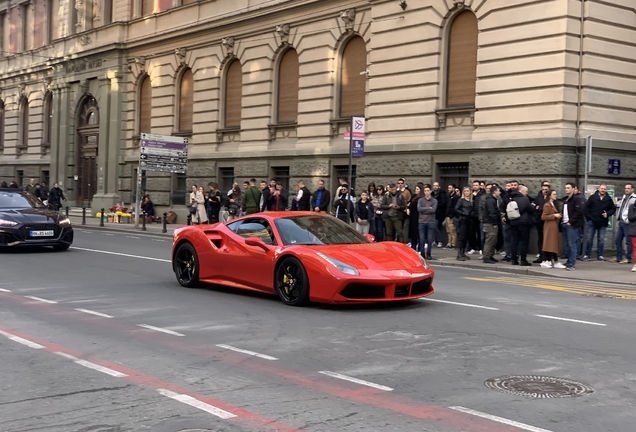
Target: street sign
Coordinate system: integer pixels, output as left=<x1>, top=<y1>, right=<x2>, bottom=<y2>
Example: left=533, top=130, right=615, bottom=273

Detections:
left=139, top=133, right=189, bottom=174
left=608, top=159, right=620, bottom=175
left=352, top=139, right=364, bottom=157
left=350, top=116, right=365, bottom=158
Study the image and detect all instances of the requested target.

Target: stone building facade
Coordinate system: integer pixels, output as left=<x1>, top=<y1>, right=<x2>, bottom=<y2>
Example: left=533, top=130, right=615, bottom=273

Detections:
left=0, top=0, right=634, bottom=213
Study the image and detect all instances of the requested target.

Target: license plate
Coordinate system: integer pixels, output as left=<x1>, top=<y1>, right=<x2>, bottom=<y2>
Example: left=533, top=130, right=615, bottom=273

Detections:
left=30, top=230, right=54, bottom=237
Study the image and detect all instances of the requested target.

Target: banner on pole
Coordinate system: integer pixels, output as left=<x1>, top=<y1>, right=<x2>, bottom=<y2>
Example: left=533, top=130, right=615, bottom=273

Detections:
left=139, top=133, right=189, bottom=174
left=350, top=117, right=365, bottom=157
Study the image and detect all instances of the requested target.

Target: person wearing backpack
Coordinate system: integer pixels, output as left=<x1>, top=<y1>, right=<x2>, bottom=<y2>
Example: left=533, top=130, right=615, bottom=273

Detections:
left=507, top=185, right=535, bottom=266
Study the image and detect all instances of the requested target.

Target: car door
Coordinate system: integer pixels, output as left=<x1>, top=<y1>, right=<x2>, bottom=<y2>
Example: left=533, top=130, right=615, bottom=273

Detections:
left=226, top=218, right=277, bottom=291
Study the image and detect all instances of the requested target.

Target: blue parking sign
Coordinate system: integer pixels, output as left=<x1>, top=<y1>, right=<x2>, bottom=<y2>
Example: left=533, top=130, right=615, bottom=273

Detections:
left=608, top=159, right=620, bottom=175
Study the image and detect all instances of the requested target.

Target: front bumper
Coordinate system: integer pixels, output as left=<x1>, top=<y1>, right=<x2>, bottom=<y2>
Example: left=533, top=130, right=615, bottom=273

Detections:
left=0, top=224, right=74, bottom=247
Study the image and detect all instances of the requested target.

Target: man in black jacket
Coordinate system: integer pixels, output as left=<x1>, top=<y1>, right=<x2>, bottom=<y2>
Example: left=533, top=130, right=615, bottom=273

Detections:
left=432, top=181, right=448, bottom=247
left=508, top=185, right=535, bottom=266
left=381, top=184, right=406, bottom=243
left=311, top=179, right=330, bottom=213
left=562, top=182, right=585, bottom=270
left=469, top=180, right=485, bottom=254
left=259, top=180, right=270, bottom=212
left=294, top=180, right=312, bottom=211
left=483, top=186, right=502, bottom=264
left=445, top=184, right=460, bottom=249
left=583, top=184, right=615, bottom=261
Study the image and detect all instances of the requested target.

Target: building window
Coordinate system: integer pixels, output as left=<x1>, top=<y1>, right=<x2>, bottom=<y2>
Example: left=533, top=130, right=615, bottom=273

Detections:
left=334, top=165, right=356, bottom=193
left=171, top=173, right=187, bottom=205
left=22, top=3, right=33, bottom=52
left=102, top=0, right=112, bottom=25
left=0, top=12, right=5, bottom=57
left=19, top=97, right=29, bottom=150
left=277, top=49, right=299, bottom=123
left=42, top=92, right=52, bottom=150
left=142, top=0, right=154, bottom=16
left=139, top=75, right=152, bottom=135
left=437, top=163, right=469, bottom=190
left=33, top=0, right=46, bottom=48
left=224, top=60, right=242, bottom=128
left=446, top=11, right=478, bottom=107
left=42, top=170, right=50, bottom=186
left=0, top=100, right=4, bottom=152
left=17, top=170, right=24, bottom=188
left=219, top=167, right=235, bottom=193
left=271, top=167, right=290, bottom=192
left=339, top=36, right=367, bottom=118
left=50, top=0, right=59, bottom=41
left=178, top=68, right=193, bottom=134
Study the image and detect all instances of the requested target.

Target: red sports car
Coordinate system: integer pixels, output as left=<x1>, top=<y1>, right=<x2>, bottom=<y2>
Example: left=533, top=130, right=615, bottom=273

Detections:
left=171, top=212, right=434, bottom=306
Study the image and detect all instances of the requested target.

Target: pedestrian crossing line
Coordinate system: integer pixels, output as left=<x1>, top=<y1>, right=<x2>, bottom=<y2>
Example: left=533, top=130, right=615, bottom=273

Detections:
left=464, top=277, right=636, bottom=300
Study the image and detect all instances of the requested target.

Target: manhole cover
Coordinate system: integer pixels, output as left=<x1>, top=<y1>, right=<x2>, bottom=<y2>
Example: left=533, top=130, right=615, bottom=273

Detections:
left=485, top=375, right=594, bottom=399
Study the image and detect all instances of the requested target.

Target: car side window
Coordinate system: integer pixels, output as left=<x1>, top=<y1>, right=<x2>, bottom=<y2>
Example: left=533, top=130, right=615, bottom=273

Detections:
left=236, top=219, right=277, bottom=245
left=226, top=220, right=242, bottom=233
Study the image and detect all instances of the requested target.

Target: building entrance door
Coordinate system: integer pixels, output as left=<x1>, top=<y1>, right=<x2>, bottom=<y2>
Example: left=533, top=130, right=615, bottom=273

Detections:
left=76, top=97, right=100, bottom=205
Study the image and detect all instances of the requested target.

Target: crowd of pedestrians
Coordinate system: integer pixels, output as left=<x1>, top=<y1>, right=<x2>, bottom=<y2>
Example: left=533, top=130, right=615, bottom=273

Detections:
left=1, top=178, right=67, bottom=211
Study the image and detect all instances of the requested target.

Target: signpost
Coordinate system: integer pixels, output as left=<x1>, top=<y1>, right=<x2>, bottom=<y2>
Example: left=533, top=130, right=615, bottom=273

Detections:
left=136, top=133, right=189, bottom=228
left=346, top=117, right=365, bottom=201
left=583, top=135, right=592, bottom=197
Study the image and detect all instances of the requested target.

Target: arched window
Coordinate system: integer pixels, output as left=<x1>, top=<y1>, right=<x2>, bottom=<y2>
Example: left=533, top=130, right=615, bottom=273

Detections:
left=19, top=98, right=29, bottom=149
left=142, top=0, right=154, bottom=16
left=178, top=68, right=193, bottom=133
left=224, top=60, right=242, bottom=128
left=43, top=92, right=53, bottom=147
left=339, top=36, right=367, bottom=118
left=446, top=11, right=478, bottom=107
left=277, top=49, right=299, bottom=123
left=139, top=75, right=152, bottom=134
left=0, top=100, right=4, bottom=152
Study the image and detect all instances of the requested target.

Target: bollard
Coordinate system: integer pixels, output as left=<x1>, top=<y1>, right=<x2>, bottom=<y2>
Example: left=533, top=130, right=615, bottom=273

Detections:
left=82, top=207, right=86, bottom=225
left=65, top=206, right=69, bottom=217
left=187, top=214, right=192, bottom=226
left=141, top=212, right=147, bottom=231
left=162, top=212, right=168, bottom=234
left=100, top=208, right=105, bottom=227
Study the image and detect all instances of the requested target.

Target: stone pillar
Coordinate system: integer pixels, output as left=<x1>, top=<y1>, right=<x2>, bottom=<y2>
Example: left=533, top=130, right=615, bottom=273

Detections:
left=106, top=71, right=122, bottom=199
left=49, top=85, right=63, bottom=185
left=55, top=84, right=70, bottom=189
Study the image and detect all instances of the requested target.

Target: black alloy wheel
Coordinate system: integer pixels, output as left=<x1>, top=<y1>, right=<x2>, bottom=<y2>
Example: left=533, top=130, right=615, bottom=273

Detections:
left=174, top=242, right=200, bottom=288
left=52, top=243, right=71, bottom=251
left=275, top=257, right=310, bottom=306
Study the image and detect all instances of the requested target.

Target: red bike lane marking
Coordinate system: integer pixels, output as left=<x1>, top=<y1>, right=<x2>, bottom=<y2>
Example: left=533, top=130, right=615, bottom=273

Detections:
left=0, top=291, right=526, bottom=432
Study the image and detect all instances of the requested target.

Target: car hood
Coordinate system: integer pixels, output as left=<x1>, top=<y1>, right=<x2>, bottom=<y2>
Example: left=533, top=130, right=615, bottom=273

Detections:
left=303, top=242, right=422, bottom=271
left=0, top=208, right=66, bottom=224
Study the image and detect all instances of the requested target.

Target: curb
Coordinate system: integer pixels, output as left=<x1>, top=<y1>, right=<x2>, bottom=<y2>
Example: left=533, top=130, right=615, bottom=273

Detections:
left=71, top=221, right=175, bottom=238
left=430, top=259, right=636, bottom=288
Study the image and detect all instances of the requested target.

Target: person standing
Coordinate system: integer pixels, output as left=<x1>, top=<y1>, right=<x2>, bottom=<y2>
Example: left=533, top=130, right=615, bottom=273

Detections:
left=627, top=199, right=636, bottom=273
left=445, top=184, right=459, bottom=250
left=468, top=180, right=485, bottom=254
left=207, top=182, right=222, bottom=223
left=190, top=185, right=207, bottom=224
left=370, top=185, right=385, bottom=241
left=508, top=185, right=535, bottom=266
left=454, top=187, right=473, bottom=261
left=431, top=182, right=448, bottom=247
left=541, top=189, right=566, bottom=268
left=354, top=191, right=374, bottom=235
left=406, top=184, right=423, bottom=251
left=334, top=184, right=354, bottom=223
left=482, top=186, right=501, bottom=264
left=25, top=178, right=37, bottom=195
left=227, top=185, right=242, bottom=221
left=48, top=183, right=66, bottom=211
left=381, top=184, right=406, bottom=243
left=295, top=180, right=311, bottom=211
left=311, top=179, right=330, bottom=213
left=561, top=183, right=585, bottom=271
left=417, top=184, right=437, bottom=259
left=582, top=183, right=615, bottom=261
left=613, top=184, right=636, bottom=264
left=39, top=182, right=50, bottom=203
left=532, top=182, right=550, bottom=263
left=242, top=178, right=262, bottom=215
left=397, top=178, right=411, bottom=242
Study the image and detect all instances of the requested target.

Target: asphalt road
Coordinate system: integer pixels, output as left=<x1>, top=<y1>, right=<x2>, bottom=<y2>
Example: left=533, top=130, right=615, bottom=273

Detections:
left=1, top=228, right=635, bottom=432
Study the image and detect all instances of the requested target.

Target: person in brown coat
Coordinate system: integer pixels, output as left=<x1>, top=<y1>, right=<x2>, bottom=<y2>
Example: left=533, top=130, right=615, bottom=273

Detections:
left=541, top=189, right=565, bottom=268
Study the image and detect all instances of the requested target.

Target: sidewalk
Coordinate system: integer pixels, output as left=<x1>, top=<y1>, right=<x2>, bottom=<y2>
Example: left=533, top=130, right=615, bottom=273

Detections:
left=68, top=216, right=636, bottom=287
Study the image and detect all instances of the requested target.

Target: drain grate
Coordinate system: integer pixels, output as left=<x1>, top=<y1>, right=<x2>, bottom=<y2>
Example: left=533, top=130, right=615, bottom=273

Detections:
left=485, top=375, right=594, bottom=399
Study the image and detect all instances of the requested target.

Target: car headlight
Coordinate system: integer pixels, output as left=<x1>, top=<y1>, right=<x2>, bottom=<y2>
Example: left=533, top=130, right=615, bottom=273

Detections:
left=58, top=218, right=71, bottom=225
left=316, top=252, right=359, bottom=276
left=0, top=219, right=18, bottom=227
left=419, top=254, right=430, bottom=270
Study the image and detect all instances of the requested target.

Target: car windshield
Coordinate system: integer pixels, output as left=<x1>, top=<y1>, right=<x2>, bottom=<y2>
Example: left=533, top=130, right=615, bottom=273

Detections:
left=274, top=216, right=369, bottom=246
left=0, top=192, right=45, bottom=210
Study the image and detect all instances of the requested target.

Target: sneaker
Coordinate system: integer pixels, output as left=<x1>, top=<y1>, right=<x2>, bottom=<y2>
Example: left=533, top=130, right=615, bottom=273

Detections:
left=437, top=242, right=443, bottom=248
left=501, top=257, right=512, bottom=262
left=445, top=245, right=453, bottom=250
left=632, top=265, right=636, bottom=272
left=540, top=261, right=553, bottom=268
left=483, top=258, right=497, bottom=264
left=478, top=255, right=484, bottom=260
left=520, top=261, right=532, bottom=267
left=467, top=249, right=477, bottom=254
left=581, top=255, right=590, bottom=261
left=598, top=256, right=605, bottom=261
left=620, top=259, right=630, bottom=264
left=500, top=251, right=507, bottom=256
left=566, top=266, right=575, bottom=271
left=553, top=262, right=566, bottom=269
left=532, top=257, right=542, bottom=263
left=610, top=257, right=619, bottom=263
left=536, top=253, right=541, bottom=258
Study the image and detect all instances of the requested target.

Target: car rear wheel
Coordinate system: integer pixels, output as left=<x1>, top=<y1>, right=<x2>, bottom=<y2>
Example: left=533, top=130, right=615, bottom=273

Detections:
left=52, top=243, right=70, bottom=252
left=275, top=257, right=310, bottom=306
left=174, top=242, right=200, bottom=288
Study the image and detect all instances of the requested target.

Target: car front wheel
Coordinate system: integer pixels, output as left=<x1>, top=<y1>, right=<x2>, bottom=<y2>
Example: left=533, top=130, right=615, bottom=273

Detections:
left=275, top=257, right=310, bottom=306
left=174, top=242, right=200, bottom=288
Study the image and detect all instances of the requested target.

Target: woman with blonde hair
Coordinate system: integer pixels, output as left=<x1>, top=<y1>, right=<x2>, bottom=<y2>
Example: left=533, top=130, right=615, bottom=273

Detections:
left=189, top=185, right=207, bottom=224
left=454, top=186, right=473, bottom=261
left=541, top=189, right=565, bottom=268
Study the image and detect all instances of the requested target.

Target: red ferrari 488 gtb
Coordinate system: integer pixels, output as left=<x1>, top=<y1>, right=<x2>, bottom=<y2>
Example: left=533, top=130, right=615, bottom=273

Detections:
left=171, top=212, right=434, bottom=306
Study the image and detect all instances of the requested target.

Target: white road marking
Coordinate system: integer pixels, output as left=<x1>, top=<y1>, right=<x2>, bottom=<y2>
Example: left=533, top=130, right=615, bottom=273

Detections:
left=71, top=247, right=171, bottom=263
left=75, top=308, right=114, bottom=318
left=126, top=236, right=140, bottom=239
left=158, top=389, right=237, bottom=419
left=153, top=239, right=167, bottom=242
left=0, top=288, right=11, bottom=292
left=535, top=314, right=607, bottom=327
left=421, top=298, right=500, bottom=310
left=138, top=324, right=185, bottom=336
left=0, top=331, right=45, bottom=349
left=24, top=295, right=57, bottom=304
left=54, top=352, right=127, bottom=377
left=216, top=344, right=278, bottom=360
left=318, top=371, right=393, bottom=391
left=449, top=406, right=553, bottom=432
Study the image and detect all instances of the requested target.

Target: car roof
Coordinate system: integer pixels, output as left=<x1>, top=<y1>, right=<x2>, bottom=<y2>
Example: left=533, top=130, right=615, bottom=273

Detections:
left=0, top=188, right=25, bottom=193
left=231, top=211, right=322, bottom=221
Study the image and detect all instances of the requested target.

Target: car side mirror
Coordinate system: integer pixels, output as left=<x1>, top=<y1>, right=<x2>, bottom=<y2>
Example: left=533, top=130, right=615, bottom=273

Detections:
left=365, top=233, right=375, bottom=243
left=245, top=236, right=270, bottom=251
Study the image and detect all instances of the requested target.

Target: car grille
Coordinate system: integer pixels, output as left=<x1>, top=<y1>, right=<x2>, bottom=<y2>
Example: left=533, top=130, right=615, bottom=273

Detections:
left=411, top=278, right=433, bottom=296
left=340, top=284, right=386, bottom=299
left=19, top=223, right=61, bottom=240
left=394, top=284, right=410, bottom=297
